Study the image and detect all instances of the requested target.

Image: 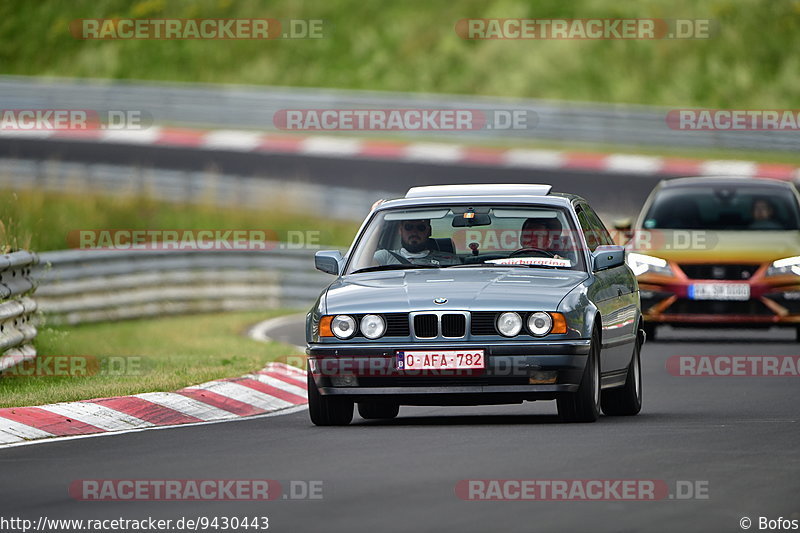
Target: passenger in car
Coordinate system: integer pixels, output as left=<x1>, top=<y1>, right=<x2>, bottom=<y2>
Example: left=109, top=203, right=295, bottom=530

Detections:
left=749, top=198, right=783, bottom=230
left=520, top=217, right=570, bottom=260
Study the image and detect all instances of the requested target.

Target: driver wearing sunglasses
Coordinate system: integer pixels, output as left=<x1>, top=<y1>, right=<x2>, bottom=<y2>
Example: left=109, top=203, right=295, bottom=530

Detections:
left=374, top=219, right=460, bottom=266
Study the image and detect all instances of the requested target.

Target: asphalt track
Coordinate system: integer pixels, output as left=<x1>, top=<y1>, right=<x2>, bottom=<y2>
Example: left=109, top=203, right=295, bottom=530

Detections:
left=0, top=138, right=666, bottom=218
left=1, top=322, right=798, bottom=533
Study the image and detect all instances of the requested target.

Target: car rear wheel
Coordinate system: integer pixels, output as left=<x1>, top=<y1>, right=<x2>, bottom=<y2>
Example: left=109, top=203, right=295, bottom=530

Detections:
left=307, top=366, right=354, bottom=426
left=557, top=328, right=601, bottom=423
left=601, top=334, right=642, bottom=416
left=358, top=401, right=400, bottom=420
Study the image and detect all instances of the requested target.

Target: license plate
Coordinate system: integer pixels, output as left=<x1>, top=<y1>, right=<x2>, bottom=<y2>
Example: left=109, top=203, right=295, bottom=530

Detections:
left=397, top=350, right=485, bottom=370
left=689, top=283, right=750, bottom=301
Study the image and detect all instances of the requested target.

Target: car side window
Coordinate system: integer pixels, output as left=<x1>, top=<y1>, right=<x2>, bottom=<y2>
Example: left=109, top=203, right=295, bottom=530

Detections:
left=582, top=204, right=615, bottom=246
left=575, top=207, right=600, bottom=252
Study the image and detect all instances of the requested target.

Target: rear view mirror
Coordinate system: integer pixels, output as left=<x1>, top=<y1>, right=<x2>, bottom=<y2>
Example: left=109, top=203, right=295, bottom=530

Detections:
left=592, top=245, right=625, bottom=271
left=315, top=250, right=343, bottom=275
left=451, top=214, right=492, bottom=227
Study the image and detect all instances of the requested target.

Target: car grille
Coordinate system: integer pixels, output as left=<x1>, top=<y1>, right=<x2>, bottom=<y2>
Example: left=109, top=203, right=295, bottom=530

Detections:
left=470, top=312, right=498, bottom=335
left=384, top=313, right=411, bottom=336
left=441, top=314, right=467, bottom=338
left=666, top=299, right=773, bottom=316
left=413, top=314, right=439, bottom=338
left=679, top=264, right=760, bottom=280
left=411, top=313, right=467, bottom=338
left=353, top=313, right=410, bottom=337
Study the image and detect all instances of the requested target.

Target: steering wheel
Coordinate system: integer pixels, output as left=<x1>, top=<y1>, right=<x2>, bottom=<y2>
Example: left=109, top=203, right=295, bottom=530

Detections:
left=508, top=247, right=555, bottom=258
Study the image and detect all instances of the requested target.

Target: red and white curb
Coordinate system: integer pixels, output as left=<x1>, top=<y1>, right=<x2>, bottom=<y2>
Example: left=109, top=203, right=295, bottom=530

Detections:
left=0, top=362, right=307, bottom=449
left=2, top=127, right=798, bottom=180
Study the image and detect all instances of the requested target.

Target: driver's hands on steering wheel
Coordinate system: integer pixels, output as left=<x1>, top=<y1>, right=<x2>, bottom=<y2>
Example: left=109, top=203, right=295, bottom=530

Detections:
left=508, top=247, right=556, bottom=258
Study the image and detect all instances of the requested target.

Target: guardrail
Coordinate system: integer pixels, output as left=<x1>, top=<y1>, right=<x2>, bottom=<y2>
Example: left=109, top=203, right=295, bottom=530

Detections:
left=0, top=157, right=389, bottom=221
left=1, top=75, right=796, bottom=152
left=34, top=246, right=331, bottom=325
left=0, top=251, right=39, bottom=371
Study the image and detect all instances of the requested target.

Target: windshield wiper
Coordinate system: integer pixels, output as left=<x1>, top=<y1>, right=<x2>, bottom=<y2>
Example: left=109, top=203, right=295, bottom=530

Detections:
left=443, top=262, right=565, bottom=269
left=350, top=264, right=441, bottom=274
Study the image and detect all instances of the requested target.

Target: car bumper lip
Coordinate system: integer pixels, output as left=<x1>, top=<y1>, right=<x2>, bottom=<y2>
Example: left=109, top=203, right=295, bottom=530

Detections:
left=639, top=279, right=800, bottom=325
left=307, top=340, right=591, bottom=357
left=643, top=313, right=800, bottom=325
left=319, top=384, right=579, bottom=400
left=307, top=341, right=591, bottom=399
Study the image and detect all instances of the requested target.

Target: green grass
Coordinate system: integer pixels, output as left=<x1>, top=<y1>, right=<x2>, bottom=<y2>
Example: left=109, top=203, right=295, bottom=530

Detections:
left=0, top=0, right=798, bottom=108
left=0, top=187, right=359, bottom=252
left=0, top=310, right=306, bottom=408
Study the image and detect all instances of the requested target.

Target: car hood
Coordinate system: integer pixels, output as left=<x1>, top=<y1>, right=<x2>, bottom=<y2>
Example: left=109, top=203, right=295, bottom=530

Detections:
left=324, top=268, right=588, bottom=314
left=627, top=230, right=800, bottom=264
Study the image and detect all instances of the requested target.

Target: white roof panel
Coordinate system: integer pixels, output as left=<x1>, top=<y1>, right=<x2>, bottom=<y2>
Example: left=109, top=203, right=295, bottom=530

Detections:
left=405, top=184, right=553, bottom=199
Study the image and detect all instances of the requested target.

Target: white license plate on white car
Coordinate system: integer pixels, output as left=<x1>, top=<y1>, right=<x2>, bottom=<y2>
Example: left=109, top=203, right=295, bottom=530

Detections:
left=689, top=283, right=750, bottom=301
left=396, top=350, right=485, bottom=370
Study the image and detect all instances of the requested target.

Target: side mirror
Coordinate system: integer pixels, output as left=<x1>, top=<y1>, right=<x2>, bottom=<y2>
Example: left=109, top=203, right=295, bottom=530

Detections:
left=592, top=245, right=625, bottom=271
left=315, top=250, right=343, bottom=275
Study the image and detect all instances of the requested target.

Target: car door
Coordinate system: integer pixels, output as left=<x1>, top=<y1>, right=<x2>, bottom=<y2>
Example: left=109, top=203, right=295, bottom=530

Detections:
left=578, top=203, right=636, bottom=372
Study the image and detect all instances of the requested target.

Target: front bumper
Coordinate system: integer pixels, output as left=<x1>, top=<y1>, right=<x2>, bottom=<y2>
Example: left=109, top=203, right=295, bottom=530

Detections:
left=307, top=340, right=590, bottom=404
left=639, top=274, right=800, bottom=326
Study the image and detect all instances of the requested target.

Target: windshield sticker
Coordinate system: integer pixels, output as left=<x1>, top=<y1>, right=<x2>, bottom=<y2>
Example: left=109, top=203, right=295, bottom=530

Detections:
left=486, top=257, right=572, bottom=267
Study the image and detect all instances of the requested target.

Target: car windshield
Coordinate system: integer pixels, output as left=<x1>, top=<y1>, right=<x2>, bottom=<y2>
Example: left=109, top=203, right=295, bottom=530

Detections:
left=345, top=205, right=587, bottom=274
left=642, top=184, right=800, bottom=231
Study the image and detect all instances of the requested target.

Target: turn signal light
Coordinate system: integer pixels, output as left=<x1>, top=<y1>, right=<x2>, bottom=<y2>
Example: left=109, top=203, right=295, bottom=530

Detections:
left=319, top=316, right=334, bottom=337
left=550, top=312, right=567, bottom=334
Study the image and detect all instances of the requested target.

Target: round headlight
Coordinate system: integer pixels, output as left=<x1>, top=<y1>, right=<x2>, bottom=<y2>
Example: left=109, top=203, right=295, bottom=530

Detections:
left=331, top=315, right=356, bottom=339
left=360, top=314, right=386, bottom=339
left=527, top=312, right=553, bottom=336
left=497, top=312, right=523, bottom=337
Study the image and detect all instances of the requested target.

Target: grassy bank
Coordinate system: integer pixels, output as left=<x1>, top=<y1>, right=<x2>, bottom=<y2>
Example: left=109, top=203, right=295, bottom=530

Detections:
left=0, top=188, right=359, bottom=252
left=0, top=310, right=305, bottom=408
left=0, top=0, right=797, bottom=108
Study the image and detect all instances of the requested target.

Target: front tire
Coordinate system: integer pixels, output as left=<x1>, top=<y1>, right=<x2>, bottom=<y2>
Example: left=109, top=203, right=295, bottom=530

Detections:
left=557, top=328, right=601, bottom=423
left=307, top=367, right=353, bottom=426
left=358, top=401, right=400, bottom=420
left=601, top=334, right=642, bottom=416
